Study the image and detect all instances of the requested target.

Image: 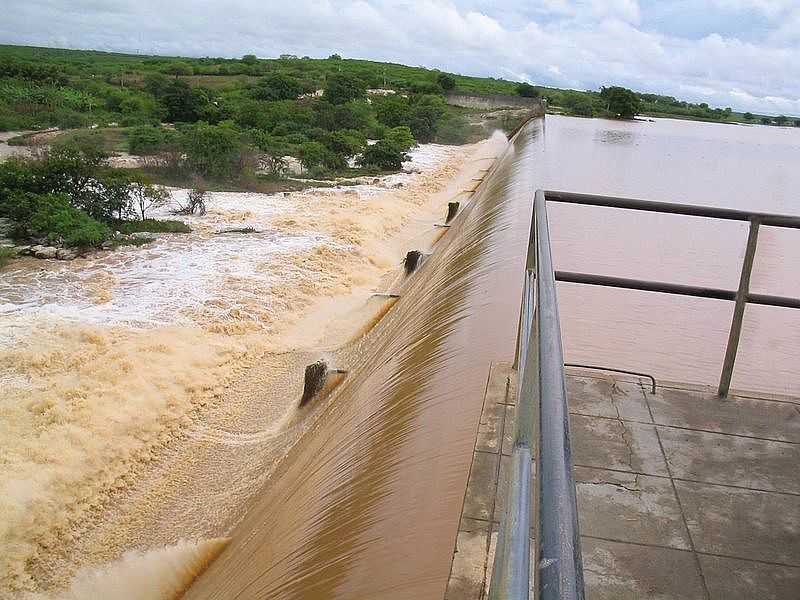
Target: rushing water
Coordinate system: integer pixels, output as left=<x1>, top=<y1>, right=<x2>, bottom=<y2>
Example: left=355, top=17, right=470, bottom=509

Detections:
left=531, top=116, right=800, bottom=396
left=182, top=117, right=800, bottom=600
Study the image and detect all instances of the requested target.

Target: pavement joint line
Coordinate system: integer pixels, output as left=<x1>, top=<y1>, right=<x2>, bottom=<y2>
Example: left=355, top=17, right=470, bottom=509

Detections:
left=565, top=371, right=800, bottom=407
left=572, top=463, right=800, bottom=497
left=568, top=410, right=800, bottom=446
left=581, top=534, right=694, bottom=554
left=646, top=387, right=712, bottom=600
left=580, top=535, right=800, bottom=570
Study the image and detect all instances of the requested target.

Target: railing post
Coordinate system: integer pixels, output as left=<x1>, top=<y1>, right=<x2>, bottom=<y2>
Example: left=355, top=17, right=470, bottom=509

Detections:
left=718, top=219, right=760, bottom=397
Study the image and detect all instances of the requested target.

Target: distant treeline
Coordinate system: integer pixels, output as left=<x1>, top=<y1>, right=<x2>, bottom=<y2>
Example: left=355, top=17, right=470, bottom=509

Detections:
left=0, top=44, right=794, bottom=158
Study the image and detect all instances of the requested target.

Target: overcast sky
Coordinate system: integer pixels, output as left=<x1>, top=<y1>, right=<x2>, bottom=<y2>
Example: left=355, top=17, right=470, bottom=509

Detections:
left=2, top=0, right=799, bottom=114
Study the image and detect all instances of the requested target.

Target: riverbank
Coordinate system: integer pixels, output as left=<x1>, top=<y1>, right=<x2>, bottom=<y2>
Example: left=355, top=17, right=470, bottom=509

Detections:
left=1, top=133, right=508, bottom=598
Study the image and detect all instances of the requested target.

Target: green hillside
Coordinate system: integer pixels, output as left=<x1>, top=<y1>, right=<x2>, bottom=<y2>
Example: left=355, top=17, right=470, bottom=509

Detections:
left=0, top=43, right=790, bottom=133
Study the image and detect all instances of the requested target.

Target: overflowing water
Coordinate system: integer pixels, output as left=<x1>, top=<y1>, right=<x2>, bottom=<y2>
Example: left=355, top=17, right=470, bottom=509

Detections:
left=5, top=115, right=799, bottom=600
left=0, top=140, right=485, bottom=597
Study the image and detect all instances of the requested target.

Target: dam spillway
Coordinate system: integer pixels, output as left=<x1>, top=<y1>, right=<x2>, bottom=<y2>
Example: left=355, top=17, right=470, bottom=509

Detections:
left=183, top=117, right=800, bottom=600
left=182, top=122, right=539, bottom=598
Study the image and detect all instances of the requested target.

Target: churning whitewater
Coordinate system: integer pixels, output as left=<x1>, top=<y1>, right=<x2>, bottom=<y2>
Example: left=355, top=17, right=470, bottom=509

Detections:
left=0, top=134, right=509, bottom=599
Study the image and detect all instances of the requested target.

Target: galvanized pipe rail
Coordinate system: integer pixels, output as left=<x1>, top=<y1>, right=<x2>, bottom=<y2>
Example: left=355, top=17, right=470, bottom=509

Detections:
left=490, top=189, right=800, bottom=600
left=546, top=189, right=800, bottom=397
left=489, top=190, right=584, bottom=600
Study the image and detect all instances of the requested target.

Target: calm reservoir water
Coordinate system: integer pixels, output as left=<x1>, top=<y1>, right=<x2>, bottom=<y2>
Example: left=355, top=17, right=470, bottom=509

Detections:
left=533, top=115, right=800, bottom=396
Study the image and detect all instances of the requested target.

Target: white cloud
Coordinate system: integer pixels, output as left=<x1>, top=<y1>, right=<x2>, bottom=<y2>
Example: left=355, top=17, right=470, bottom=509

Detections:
left=1, top=0, right=799, bottom=114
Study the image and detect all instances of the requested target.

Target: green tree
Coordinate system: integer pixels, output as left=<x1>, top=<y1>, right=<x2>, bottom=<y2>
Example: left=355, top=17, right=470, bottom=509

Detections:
left=600, top=86, right=640, bottom=119
left=128, top=126, right=169, bottom=155
left=775, top=115, right=789, bottom=126
left=408, top=94, right=447, bottom=143
left=359, top=126, right=416, bottom=170
left=252, top=74, right=303, bottom=101
left=324, top=73, right=367, bottom=105
left=326, top=129, right=367, bottom=157
left=252, top=131, right=290, bottom=175
left=180, top=121, right=245, bottom=179
left=3, top=191, right=109, bottom=247
left=161, top=80, right=202, bottom=122
left=563, top=93, right=595, bottom=117
left=163, top=62, right=193, bottom=76
left=128, top=180, right=169, bottom=220
left=241, top=54, right=258, bottom=65
left=437, top=73, right=457, bottom=92
left=298, top=141, right=344, bottom=171
left=743, top=112, right=754, bottom=121
left=516, top=83, right=540, bottom=98
left=313, top=100, right=372, bottom=132
left=373, top=95, right=412, bottom=128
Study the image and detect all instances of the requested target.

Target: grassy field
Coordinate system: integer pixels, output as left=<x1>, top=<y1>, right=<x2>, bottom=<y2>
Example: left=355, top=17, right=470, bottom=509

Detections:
left=0, top=43, right=789, bottom=131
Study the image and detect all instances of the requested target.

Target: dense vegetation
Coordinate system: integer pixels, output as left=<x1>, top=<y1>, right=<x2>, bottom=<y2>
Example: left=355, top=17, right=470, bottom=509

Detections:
left=0, top=44, right=504, bottom=186
left=0, top=135, right=184, bottom=248
left=2, top=44, right=791, bottom=165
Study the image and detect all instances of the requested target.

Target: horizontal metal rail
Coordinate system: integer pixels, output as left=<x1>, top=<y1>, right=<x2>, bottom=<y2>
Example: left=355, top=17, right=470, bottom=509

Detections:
left=555, top=271, right=800, bottom=310
left=544, top=189, right=800, bottom=229
left=546, top=191, right=800, bottom=397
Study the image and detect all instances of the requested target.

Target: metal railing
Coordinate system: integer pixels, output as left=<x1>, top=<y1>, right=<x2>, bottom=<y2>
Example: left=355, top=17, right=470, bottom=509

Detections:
left=490, top=189, right=800, bottom=600
left=544, top=189, right=800, bottom=397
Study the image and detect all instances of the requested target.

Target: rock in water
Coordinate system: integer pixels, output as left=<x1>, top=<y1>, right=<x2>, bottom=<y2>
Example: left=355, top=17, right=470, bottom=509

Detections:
left=404, top=250, right=422, bottom=274
left=446, top=201, right=459, bottom=223
left=300, top=360, right=328, bottom=406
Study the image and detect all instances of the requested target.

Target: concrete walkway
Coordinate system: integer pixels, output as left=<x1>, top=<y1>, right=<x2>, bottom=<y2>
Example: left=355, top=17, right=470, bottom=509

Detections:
left=445, top=363, right=800, bottom=600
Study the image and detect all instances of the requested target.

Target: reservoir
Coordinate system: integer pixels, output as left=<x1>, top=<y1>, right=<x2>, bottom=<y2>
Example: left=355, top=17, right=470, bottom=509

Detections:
left=537, top=115, right=800, bottom=396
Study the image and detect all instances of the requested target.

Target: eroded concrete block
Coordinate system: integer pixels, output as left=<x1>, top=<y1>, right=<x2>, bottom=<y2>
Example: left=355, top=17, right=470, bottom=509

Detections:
left=570, top=414, right=668, bottom=476
left=567, top=375, right=652, bottom=422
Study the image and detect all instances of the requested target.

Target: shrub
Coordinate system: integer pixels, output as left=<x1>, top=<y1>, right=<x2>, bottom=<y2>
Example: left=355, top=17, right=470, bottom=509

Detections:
left=516, top=83, right=540, bottom=98
left=6, top=191, right=109, bottom=247
left=323, top=73, right=367, bottom=105
left=437, top=73, right=457, bottom=92
left=114, top=218, right=190, bottom=234
left=252, top=74, right=303, bottom=101
left=180, top=121, right=245, bottom=179
left=325, top=129, right=367, bottom=157
left=299, top=141, right=345, bottom=171
left=359, top=126, right=416, bottom=170
left=0, top=246, right=16, bottom=268
left=128, top=126, right=168, bottom=155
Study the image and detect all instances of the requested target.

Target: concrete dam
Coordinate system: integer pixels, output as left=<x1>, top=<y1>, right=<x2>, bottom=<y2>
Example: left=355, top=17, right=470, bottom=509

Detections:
left=182, top=118, right=800, bottom=600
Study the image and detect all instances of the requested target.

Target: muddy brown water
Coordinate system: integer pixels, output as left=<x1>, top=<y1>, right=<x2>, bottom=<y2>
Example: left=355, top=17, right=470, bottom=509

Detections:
left=183, top=121, right=537, bottom=599
left=185, top=116, right=799, bottom=598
